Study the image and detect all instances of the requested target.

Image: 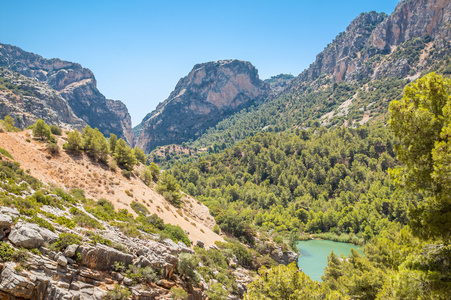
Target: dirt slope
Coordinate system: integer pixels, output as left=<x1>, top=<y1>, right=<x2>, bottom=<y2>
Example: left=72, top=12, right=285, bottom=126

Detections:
left=0, top=130, right=222, bottom=246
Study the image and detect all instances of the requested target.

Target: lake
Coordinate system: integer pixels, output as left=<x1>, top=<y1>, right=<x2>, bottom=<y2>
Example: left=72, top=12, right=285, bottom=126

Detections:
left=296, top=239, right=363, bottom=281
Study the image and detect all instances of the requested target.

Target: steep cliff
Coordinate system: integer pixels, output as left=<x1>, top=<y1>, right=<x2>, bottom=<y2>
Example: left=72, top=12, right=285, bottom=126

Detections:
left=0, top=43, right=134, bottom=145
left=136, top=60, right=270, bottom=152
left=292, top=0, right=451, bottom=87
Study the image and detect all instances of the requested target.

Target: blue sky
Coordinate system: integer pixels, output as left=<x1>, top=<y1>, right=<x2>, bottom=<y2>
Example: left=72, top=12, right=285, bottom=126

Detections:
left=1, top=0, right=399, bottom=126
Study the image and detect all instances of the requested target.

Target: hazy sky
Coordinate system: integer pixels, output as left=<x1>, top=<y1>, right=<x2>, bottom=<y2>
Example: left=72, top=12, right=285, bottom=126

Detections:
left=1, top=0, right=399, bottom=126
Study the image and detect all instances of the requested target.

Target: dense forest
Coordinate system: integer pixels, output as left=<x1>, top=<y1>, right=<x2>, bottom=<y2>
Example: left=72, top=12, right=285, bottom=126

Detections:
left=168, top=73, right=451, bottom=299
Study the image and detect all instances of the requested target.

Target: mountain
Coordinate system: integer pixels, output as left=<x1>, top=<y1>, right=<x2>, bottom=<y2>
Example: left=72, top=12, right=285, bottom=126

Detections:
left=0, top=44, right=134, bottom=146
left=185, top=0, right=451, bottom=150
left=0, top=67, right=86, bottom=130
left=135, top=60, right=271, bottom=153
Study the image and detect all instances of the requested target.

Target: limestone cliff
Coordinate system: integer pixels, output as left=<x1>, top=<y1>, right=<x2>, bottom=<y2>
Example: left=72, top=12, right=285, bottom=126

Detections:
left=0, top=43, right=134, bottom=145
left=292, top=0, right=451, bottom=88
left=136, top=60, right=270, bottom=152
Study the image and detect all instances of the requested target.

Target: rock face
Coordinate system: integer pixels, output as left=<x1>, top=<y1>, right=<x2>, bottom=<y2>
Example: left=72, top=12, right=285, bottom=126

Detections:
left=0, top=68, right=86, bottom=130
left=0, top=43, right=134, bottom=145
left=291, top=0, right=451, bottom=88
left=135, top=60, right=270, bottom=152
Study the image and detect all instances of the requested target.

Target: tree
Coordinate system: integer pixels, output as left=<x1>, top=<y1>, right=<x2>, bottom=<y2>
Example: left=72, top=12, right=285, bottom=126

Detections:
left=156, top=172, right=182, bottom=207
left=244, top=263, right=339, bottom=299
left=32, top=119, right=53, bottom=141
left=113, top=138, right=137, bottom=171
left=64, top=130, right=83, bottom=153
left=109, top=133, right=118, bottom=153
left=389, top=72, right=451, bottom=241
left=1, top=115, right=18, bottom=132
left=149, top=162, right=161, bottom=181
left=177, top=253, right=199, bottom=282
left=133, top=147, right=147, bottom=164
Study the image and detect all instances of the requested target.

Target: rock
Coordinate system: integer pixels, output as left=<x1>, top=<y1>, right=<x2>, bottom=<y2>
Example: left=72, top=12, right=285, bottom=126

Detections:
left=64, top=244, right=79, bottom=258
left=0, top=262, right=36, bottom=298
left=0, top=214, right=13, bottom=228
left=57, top=255, right=67, bottom=267
left=78, top=244, right=134, bottom=271
left=123, top=277, right=133, bottom=286
left=0, top=207, right=20, bottom=217
left=9, top=221, right=58, bottom=249
left=111, top=271, right=124, bottom=282
left=157, top=279, right=175, bottom=289
left=270, top=247, right=299, bottom=265
left=135, top=60, right=271, bottom=152
left=196, top=240, right=205, bottom=248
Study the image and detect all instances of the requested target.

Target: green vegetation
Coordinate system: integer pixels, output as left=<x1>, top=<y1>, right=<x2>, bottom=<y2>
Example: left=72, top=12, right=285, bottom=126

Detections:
left=0, top=242, right=15, bottom=262
left=171, top=122, right=409, bottom=245
left=241, top=73, right=451, bottom=299
left=49, top=233, right=82, bottom=252
left=156, top=172, right=182, bottom=207
left=0, top=147, right=14, bottom=160
left=32, top=119, right=55, bottom=142
left=102, top=284, right=131, bottom=300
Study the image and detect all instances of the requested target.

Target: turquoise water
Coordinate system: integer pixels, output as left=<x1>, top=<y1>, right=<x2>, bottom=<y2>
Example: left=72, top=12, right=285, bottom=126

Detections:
left=296, top=239, right=363, bottom=281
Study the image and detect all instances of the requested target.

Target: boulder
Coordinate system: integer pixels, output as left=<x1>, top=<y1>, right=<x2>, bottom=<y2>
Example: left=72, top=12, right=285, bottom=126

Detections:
left=0, top=214, right=13, bottom=228
left=64, top=244, right=79, bottom=258
left=9, top=222, right=58, bottom=249
left=78, top=244, right=134, bottom=271
left=196, top=240, right=205, bottom=248
left=57, top=255, right=67, bottom=267
left=0, top=207, right=20, bottom=218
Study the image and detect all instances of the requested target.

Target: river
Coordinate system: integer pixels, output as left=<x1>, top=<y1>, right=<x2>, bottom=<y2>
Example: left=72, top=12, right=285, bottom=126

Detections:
left=296, top=239, right=363, bottom=281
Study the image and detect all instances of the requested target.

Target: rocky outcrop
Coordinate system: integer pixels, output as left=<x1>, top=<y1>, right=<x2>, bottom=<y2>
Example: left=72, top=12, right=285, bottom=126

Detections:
left=291, top=0, right=451, bottom=88
left=9, top=221, right=58, bottom=249
left=135, top=60, right=270, bottom=152
left=0, top=68, right=86, bottom=130
left=0, top=43, right=134, bottom=145
left=106, top=99, right=134, bottom=147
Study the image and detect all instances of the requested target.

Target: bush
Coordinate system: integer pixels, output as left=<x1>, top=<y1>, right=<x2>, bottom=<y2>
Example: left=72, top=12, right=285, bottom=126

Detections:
left=170, top=287, right=188, bottom=300
left=206, top=282, right=228, bottom=300
left=49, top=125, right=62, bottom=135
left=102, top=284, right=131, bottom=300
left=163, top=224, right=190, bottom=246
left=177, top=253, right=199, bottom=282
left=54, top=216, right=76, bottom=229
left=131, top=201, right=149, bottom=216
left=12, top=248, right=30, bottom=264
left=0, top=242, right=14, bottom=261
left=0, top=148, right=13, bottom=160
left=126, top=265, right=158, bottom=284
left=49, top=233, right=82, bottom=252
left=46, top=143, right=60, bottom=155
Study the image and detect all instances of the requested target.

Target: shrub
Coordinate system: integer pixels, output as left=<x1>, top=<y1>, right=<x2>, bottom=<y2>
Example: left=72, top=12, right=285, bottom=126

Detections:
left=49, top=233, right=82, bottom=252
left=177, top=253, right=199, bottom=282
left=0, top=147, right=14, bottom=159
left=163, top=224, right=190, bottom=246
left=206, top=282, right=228, bottom=300
left=12, top=248, right=30, bottom=264
left=131, top=201, right=149, bottom=216
left=213, top=224, right=220, bottom=235
left=54, top=216, right=76, bottom=229
left=46, top=143, right=60, bottom=155
left=122, top=169, right=131, bottom=179
left=49, top=125, right=62, bottom=135
left=126, top=265, right=158, bottom=284
left=0, top=242, right=14, bottom=261
left=170, top=287, right=188, bottom=300
left=1, top=115, right=19, bottom=132
left=102, top=284, right=130, bottom=300
left=114, top=138, right=137, bottom=171
left=29, top=216, right=55, bottom=232
left=87, top=231, right=112, bottom=246
left=132, top=147, right=146, bottom=164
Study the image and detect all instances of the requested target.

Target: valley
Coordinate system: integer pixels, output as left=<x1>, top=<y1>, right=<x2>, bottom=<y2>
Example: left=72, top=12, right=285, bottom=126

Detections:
left=0, top=0, right=450, bottom=299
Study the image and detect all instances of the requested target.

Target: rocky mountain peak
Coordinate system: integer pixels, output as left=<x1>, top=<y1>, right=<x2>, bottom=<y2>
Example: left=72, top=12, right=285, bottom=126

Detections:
left=135, top=59, right=270, bottom=152
left=0, top=43, right=134, bottom=145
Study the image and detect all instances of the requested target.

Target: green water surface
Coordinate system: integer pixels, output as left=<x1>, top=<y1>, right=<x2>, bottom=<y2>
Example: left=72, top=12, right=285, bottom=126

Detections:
left=296, top=239, right=363, bottom=281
